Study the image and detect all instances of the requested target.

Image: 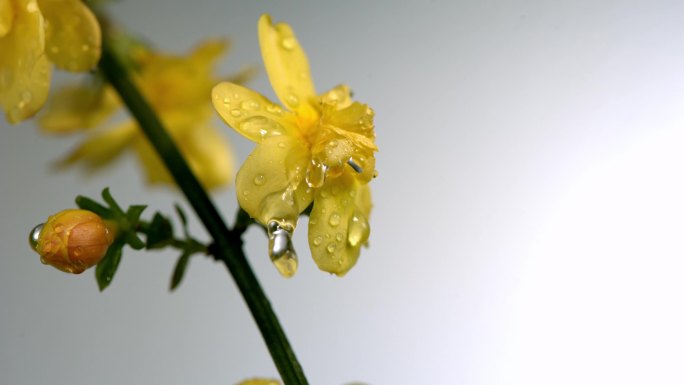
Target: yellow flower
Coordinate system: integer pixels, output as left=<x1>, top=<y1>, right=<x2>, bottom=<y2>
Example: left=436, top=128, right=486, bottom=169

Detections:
left=0, top=0, right=101, bottom=123
left=235, top=379, right=280, bottom=385
left=30, top=209, right=115, bottom=274
left=212, top=15, right=377, bottom=277
left=40, top=40, right=239, bottom=190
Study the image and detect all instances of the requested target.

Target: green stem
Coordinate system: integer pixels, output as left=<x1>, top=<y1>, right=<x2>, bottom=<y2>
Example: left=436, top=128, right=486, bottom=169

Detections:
left=98, top=39, right=308, bottom=385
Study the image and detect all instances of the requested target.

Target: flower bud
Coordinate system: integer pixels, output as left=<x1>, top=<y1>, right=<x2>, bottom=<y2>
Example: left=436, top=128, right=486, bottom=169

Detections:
left=30, top=209, right=115, bottom=274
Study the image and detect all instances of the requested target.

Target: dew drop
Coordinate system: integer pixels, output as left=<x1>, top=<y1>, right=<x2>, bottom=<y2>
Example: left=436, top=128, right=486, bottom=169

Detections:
left=266, top=104, right=283, bottom=115
left=53, top=224, right=64, bottom=234
left=329, top=212, right=341, bottom=227
left=281, top=37, right=296, bottom=51
left=313, top=236, right=323, bottom=246
left=286, top=93, right=300, bottom=107
left=29, top=223, right=44, bottom=251
left=335, top=232, right=343, bottom=242
left=348, top=214, right=370, bottom=247
left=327, top=140, right=338, bottom=148
left=241, top=100, right=260, bottom=111
left=253, top=174, right=266, bottom=186
left=326, top=242, right=337, bottom=253
left=230, top=109, right=242, bottom=117
left=222, top=97, right=230, bottom=105
left=306, top=161, right=327, bottom=188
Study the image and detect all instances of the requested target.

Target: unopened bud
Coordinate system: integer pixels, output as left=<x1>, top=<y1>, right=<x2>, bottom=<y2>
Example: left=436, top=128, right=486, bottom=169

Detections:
left=30, top=209, right=115, bottom=274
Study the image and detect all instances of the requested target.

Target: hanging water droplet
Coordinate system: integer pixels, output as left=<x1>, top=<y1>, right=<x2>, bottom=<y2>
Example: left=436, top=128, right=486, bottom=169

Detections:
left=29, top=223, right=44, bottom=251
left=306, top=161, right=327, bottom=188
left=281, top=37, right=296, bottom=51
left=253, top=174, right=266, bottom=186
left=329, top=212, right=341, bottom=227
left=267, top=221, right=298, bottom=278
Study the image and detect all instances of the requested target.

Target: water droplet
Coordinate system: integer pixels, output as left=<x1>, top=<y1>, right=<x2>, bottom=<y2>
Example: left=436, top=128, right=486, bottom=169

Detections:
left=266, top=104, right=283, bottom=115
left=222, top=97, right=230, bottom=105
left=348, top=214, right=370, bottom=247
left=306, top=161, right=327, bottom=188
left=329, top=212, right=341, bottom=227
left=327, top=140, right=338, bottom=148
left=239, top=116, right=284, bottom=139
left=241, top=100, right=260, bottom=111
left=233, top=93, right=240, bottom=99
left=53, top=225, right=64, bottom=234
left=267, top=221, right=298, bottom=278
left=335, top=232, right=343, bottom=242
left=373, top=170, right=379, bottom=178
left=278, top=142, right=286, bottom=149
left=29, top=223, right=44, bottom=251
left=253, top=174, right=266, bottom=186
left=327, top=242, right=337, bottom=253
left=313, top=236, right=323, bottom=246
left=286, top=93, right=300, bottom=107
left=230, top=109, right=242, bottom=117
left=281, top=37, right=296, bottom=51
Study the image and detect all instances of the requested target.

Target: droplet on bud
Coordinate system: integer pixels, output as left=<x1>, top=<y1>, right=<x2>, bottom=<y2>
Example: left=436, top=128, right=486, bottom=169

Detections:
left=267, top=221, right=298, bottom=278
left=29, top=223, right=44, bottom=251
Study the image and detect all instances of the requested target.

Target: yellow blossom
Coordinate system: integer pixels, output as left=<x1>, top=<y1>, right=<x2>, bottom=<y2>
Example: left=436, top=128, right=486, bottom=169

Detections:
left=0, top=0, right=101, bottom=123
left=235, top=379, right=280, bottom=385
left=30, top=209, right=115, bottom=274
left=40, top=40, right=240, bottom=190
left=212, top=15, right=377, bottom=276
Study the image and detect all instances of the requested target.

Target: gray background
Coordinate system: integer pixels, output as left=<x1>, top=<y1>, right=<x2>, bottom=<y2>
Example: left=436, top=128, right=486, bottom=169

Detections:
left=2, top=1, right=684, bottom=384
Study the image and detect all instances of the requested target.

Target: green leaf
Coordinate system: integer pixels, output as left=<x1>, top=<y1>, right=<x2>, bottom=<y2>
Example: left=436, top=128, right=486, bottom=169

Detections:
left=170, top=251, right=191, bottom=291
left=101, top=188, right=124, bottom=216
left=126, top=204, right=147, bottom=223
left=75, top=195, right=110, bottom=218
left=125, top=232, right=146, bottom=250
left=146, top=213, right=173, bottom=249
left=95, top=241, right=124, bottom=291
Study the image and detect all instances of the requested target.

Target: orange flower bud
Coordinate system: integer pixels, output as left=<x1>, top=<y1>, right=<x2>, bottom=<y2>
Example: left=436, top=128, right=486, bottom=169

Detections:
left=30, top=209, right=115, bottom=274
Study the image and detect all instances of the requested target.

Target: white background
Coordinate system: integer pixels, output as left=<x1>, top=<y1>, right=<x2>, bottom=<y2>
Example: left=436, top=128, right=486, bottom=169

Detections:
left=2, top=1, right=684, bottom=384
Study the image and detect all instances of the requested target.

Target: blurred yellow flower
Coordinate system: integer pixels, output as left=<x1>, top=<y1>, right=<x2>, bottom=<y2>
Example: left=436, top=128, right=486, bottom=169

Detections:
left=0, top=0, right=101, bottom=123
left=212, top=15, right=377, bottom=276
left=235, top=379, right=280, bottom=385
left=41, top=40, right=241, bottom=190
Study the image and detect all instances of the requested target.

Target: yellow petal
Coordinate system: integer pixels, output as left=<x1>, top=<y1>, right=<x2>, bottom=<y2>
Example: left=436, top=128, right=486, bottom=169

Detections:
left=57, top=122, right=136, bottom=170
left=0, top=0, right=13, bottom=37
left=37, top=0, right=101, bottom=72
left=134, top=118, right=234, bottom=190
left=190, top=38, right=228, bottom=67
left=0, top=0, right=51, bottom=123
left=235, top=379, right=280, bottom=385
left=212, top=82, right=296, bottom=143
left=258, top=14, right=316, bottom=113
left=236, top=134, right=312, bottom=227
left=308, top=171, right=371, bottom=276
left=40, top=84, right=119, bottom=133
